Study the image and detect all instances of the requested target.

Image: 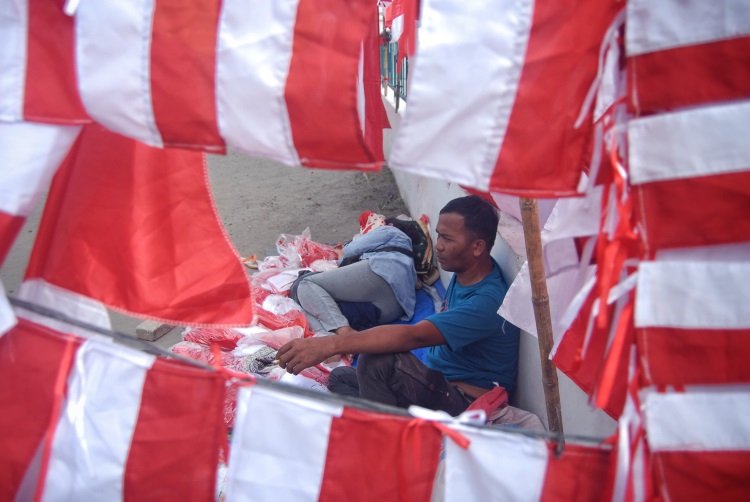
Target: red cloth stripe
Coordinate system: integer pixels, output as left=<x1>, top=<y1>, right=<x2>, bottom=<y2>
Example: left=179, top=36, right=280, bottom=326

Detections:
left=633, top=171, right=750, bottom=252
left=0, top=319, right=81, bottom=500
left=638, top=327, right=750, bottom=387
left=24, top=0, right=88, bottom=123
left=24, top=124, right=253, bottom=325
left=124, top=358, right=225, bottom=501
left=653, top=451, right=750, bottom=502
left=541, top=443, right=613, bottom=502
left=489, top=1, right=622, bottom=196
left=319, top=408, right=441, bottom=502
left=150, top=0, right=225, bottom=152
left=285, top=0, right=379, bottom=170
left=0, top=212, right=25, bottom=266
left=629, top=36, right=750, bottom=116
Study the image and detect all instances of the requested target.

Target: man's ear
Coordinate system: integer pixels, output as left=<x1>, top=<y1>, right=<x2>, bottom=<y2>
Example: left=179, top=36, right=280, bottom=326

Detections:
left=472, top=239, right=487, bottom=257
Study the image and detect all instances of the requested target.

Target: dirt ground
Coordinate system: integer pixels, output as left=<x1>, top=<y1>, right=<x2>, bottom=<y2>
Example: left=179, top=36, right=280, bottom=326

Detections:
left=1, top=150, right=409, bottom=347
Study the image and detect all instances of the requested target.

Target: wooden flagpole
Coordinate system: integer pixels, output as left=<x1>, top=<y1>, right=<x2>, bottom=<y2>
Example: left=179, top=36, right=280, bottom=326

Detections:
left=519, top=197, right=564, bottom=434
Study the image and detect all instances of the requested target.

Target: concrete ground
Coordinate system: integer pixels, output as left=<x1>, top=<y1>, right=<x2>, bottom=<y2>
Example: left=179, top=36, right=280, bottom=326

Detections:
left=1, top=151, right=408, bottom=350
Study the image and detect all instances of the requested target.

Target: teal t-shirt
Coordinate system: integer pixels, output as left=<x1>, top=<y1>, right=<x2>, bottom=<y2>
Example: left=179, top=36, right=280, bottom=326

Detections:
left=424, top=259, right=519, bottom=390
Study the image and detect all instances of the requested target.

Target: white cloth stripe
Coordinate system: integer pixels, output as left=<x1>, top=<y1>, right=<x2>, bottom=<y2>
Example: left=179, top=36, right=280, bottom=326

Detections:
left=41, top=340, right=155, bottom=502
left=644, top=389, right=750, bottom=451
left=0, top=122, right=80, bottom=216
left=17, top=279, right=112, bottom=338
left=629, top=100, right=750, bottom=184
left=0, top=281, right=16, bottom=337
left=216, top=0, right=299, bottom=166
left=225, top=386, right=342, bottom=502
left=0, top=0, right=27, bottom=120
left=388, top=0, right=533, bottom=191
left=626, top=0, right=750, bottom=55
left=635, top=260, right=750, bottom=329
left=76, top=0, right=163, bottom=147
left=445, top=424, right=548, bottom=502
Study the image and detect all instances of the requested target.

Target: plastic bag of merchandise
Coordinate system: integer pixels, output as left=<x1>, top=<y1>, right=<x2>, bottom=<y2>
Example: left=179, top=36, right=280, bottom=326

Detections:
left=255, top=304, right=312, bottom=337
left=182, top=327, right=245, bottom=351
left=262, top=294, right=303, bottom=315
left=294, top=228, right=337, bottom=267
left=309, top=259, right=339, bottom=272
left=171, top=341, right=213, bottom=364
left=171, top=341, right=247, bottom=373
left=251, top=268, right=308, bottom=297
left=237, top=325, right=305, bottom=350
left=264, top=228, right=337, bottom=271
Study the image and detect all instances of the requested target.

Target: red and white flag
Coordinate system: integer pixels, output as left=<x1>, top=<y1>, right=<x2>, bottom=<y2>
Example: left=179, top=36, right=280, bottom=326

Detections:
left=627, top=0, right=750, bottom=252
left=0, top=120, right=85, bottom=335
left=225, top=385, right=443, bottom=501
left=0, top=318, right=82, bottom=500
left=0, top=0, right=88, bottom=124
left=74, top=0, right=381, bottom=170
left=385, top=0, right=419, bottom=67
left=0, top=320, right=225, bottom=501
left=642, top=388, right=750, bottom=501
left=0, top=122, right=80, bottom=265
left=22, top=123, right=254, bottom=327
left=635, top=245, right=750, bottom=387
left=389, top=0, right=623, bottom=196
left=444, top=424, right=613, bottom=501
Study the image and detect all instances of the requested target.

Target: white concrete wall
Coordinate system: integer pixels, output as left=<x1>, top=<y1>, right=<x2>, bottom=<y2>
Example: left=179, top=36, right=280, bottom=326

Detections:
left=382, top=94, right=616, bottom=438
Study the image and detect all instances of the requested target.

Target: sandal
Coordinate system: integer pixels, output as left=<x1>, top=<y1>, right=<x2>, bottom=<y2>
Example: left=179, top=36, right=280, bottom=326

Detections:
left=242, top=254, right=259, bottom=269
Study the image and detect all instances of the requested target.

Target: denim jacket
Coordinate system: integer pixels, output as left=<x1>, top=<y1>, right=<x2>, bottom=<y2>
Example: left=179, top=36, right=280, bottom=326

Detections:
left=342, top=226, right=417, bottom=320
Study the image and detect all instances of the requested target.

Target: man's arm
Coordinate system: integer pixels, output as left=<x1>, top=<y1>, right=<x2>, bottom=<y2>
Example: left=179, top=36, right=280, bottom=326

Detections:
left=277, top=320, right=446, bottom=375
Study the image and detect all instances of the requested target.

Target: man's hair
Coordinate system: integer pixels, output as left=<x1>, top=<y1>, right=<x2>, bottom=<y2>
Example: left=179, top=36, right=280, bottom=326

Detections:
left=440, top=195, right=499, bottom=250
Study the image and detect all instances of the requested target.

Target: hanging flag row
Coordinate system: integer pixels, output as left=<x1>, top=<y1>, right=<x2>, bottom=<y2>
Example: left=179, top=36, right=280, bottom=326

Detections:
left=0, top=0, right=386, bottom=170
left=1, top=316, right=616, bottom=502
left=498, top=0, right=750, bottom=498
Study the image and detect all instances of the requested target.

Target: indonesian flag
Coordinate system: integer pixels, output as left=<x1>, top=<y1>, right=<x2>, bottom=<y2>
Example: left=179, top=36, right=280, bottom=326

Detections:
left=361, top=4, right=391, bottom=162
left=225, top=385, right=443, bottom=501
left=0, top=122, right=81, bottom=266
left=74, top=0, right=381, bottom=170
left=627, top=0, right=750, bottom=252
left=0, top=319, right=225, bottom=501
left=635, top=245, right=750, bottom=388
left=385, top=0, right=419, bottom=66
left=444, top=425, right=613, bottom=501
left=0, top=121, right=82, bottom=335
left=21, top=123, right=254, bottom=327
left=388, top=0, right=623, bottom=196
left=642, top=388, right=750, bottom=501
left=0, top=0, right=88, bottom=124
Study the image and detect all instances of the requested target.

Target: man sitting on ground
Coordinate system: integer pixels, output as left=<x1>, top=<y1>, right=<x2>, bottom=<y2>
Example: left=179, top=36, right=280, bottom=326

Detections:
left=277, top=195, right=519, bottom=416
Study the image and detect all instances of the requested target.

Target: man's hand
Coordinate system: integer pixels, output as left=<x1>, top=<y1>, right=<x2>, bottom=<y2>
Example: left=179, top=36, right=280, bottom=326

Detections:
left=277, top=336, right=334, bottom=375
left=333, top=242, right=345, bottom=260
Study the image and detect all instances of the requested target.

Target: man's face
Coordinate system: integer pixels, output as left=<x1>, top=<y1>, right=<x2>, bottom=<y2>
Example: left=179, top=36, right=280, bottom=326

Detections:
left=435, top=212, right=476, bottom=273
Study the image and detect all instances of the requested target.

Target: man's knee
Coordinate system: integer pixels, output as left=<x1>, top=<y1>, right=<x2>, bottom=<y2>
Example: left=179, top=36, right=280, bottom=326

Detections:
left=327, top=366, right=359, bottom=397
left=357, top=353, right=397, bottom=382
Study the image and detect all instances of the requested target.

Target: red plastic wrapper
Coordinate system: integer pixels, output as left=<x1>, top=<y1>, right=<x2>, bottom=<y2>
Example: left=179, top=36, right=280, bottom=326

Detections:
left=183, top=327, right=244, bottom=351
left=171, top=341, right=247, bottom=372
left=267, top=228, right=337, bottom=270
left=296, top=236, right=337, bottom=267
left=223, top=381, right=240, bottom=429
left=257, top=307, right=313, bottom=338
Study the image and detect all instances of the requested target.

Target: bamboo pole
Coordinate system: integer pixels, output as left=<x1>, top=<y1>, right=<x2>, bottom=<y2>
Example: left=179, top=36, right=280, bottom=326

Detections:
left=519, top=197, right=564, bottom=435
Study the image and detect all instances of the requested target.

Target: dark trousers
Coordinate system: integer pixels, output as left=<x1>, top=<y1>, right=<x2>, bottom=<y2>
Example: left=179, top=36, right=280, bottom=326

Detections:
left=328, top=352, right=470, bottom=416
